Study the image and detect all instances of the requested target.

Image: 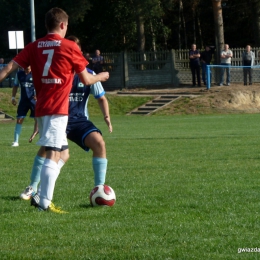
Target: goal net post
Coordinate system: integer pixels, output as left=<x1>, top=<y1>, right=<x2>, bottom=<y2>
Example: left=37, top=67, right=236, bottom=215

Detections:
left=206, top=65, right=260, bottom=90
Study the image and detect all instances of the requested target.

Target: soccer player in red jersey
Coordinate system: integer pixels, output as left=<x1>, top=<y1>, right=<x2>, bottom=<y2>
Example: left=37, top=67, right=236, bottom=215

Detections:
left=0, top=8, right=109, bottom=213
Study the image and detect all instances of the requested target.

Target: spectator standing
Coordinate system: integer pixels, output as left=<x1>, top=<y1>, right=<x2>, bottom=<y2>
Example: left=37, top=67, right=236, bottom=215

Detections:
left=92, top=49, right=104, bottom=74
left=189, top=44, right=201, bottom=87
left=220, top=44, right=233, bottom=86
left=200, top=45, right=214, bottom=85
left=242, top=45, right=255, bottom=86
left=85, top=52, right=93, bottom=70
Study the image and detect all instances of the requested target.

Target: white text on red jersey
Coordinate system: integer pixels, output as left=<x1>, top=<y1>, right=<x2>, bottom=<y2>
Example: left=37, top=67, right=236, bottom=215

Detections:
left=37, top=41, right=61, bottom=48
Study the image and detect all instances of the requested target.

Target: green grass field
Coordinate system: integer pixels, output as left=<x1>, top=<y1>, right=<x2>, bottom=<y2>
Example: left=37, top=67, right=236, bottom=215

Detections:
left=1, top=90, right=260, bottom=259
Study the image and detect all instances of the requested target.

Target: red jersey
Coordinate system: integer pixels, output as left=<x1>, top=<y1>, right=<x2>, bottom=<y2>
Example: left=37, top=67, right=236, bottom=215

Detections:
left=13, top=34, right=88, bottom=117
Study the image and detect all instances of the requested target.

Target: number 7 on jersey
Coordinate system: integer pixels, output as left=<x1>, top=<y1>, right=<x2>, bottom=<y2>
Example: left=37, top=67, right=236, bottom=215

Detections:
left=42, top=49, right=54, bottom=76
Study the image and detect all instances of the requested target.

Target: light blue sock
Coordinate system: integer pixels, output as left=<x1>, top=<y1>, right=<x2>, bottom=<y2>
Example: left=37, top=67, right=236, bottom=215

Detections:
left=14, top=123, right=22, bottom=143
left=30, top=155, right=45, bottom=192
left=93, top=157, right=107, bottom=186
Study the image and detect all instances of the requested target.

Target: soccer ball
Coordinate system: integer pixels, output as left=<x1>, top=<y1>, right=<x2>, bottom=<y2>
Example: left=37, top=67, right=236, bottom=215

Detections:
left=89, top=185, right=116, bottom=207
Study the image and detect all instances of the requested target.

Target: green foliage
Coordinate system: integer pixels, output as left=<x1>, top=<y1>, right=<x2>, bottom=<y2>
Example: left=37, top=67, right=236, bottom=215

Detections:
left=0, top=1, right=258, bottom=58
left=88, top=94, right=153, bottom=116
left=0, top=88, right=153, bottom=118
left=1, top=114, right=260, bottom=259
left=0, top=88, right=17, bottom=116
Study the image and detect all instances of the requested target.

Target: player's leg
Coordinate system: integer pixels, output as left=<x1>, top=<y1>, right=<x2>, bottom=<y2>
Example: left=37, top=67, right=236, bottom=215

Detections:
left=12, top=117, right=24, bottom=146
left=28, top=101, right=38, bottom=143
left=37, top=115, right=68, bottom=210
left=21, top=147, right=69, bottom=200
left=12, top=103, right=30, bottom=146
left=20, top=146, right=45, bottom=200
left=66, top=119, right=107, bottom=186
left=29, top=119, right=39, bottom=143
left=84, top=131, right=107, bottom=186
left=38, top=149, right=61, bottom=209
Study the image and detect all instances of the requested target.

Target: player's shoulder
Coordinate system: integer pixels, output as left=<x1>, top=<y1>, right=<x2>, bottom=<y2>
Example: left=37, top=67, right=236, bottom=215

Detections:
left=87, top=68, right=95, bottom=75
left=61, top=38, right=79, bottom=49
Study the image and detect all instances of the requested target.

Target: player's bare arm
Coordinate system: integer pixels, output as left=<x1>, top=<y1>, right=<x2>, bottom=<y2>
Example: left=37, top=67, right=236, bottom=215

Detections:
left=98, top=96, right=112, bottom=133
left=78, top=70, right=109, bottom=86
left=11, top=86, right=19, bottom=106
left=0, top=61, right=19, bottom=82
left=29, top=119, right=39, bottom=143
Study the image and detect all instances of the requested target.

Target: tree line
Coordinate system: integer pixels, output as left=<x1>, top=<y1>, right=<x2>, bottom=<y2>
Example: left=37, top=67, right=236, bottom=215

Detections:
left=0, top=0, right=260, bottom=59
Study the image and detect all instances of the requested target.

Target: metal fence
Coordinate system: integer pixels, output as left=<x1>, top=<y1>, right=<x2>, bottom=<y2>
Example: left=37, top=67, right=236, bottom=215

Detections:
left=2, top=48, right=260, bottom=89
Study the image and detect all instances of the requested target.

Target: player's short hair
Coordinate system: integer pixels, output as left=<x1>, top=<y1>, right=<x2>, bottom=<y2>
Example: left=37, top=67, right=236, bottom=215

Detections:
left=45, top=7, right=69, bottom=32
left=67, top=35, right=81, bottom=49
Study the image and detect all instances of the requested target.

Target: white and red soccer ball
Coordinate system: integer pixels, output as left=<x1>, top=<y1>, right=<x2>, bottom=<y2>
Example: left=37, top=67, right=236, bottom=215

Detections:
left=89, top=185, right=116, bottom=207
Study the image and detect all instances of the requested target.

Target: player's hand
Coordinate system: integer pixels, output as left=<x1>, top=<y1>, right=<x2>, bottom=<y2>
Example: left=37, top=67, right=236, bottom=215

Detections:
left=98, top=72, right=109, bottom=82
left=11, top=99, right=17, bottom=106
left=104, top=116, right=112, bottom=133
left=29, top=130, right=39, bottom=143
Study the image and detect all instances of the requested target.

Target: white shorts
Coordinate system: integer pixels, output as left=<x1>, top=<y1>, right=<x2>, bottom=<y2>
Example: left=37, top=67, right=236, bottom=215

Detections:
left=36, top=115, right=68, bottom=149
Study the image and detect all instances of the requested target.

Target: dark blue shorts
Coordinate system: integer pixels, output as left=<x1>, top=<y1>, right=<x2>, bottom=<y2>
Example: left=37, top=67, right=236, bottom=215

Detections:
left=66, top=117, right=102, bottom=151
left=17, top=98, right=36, bottom=118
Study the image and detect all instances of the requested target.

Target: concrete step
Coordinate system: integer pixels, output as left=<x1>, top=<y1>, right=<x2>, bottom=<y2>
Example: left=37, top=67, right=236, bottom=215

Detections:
left=161, top=95, right=180, bottom=99
left=0, top=111, right=14, bottom=121
left=128, top=94, right=199, bottom=115
left=0, top=118, right=13, bottom=121
left=152, top=99, right=173, bottom=103
left=145, top=103, right=164, bottom=107
left=138, top=107, right=157, bottom=111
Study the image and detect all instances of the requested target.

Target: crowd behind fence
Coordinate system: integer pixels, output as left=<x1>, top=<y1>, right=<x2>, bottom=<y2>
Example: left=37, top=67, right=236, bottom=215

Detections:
left=2, top=48, right=260, bottom=89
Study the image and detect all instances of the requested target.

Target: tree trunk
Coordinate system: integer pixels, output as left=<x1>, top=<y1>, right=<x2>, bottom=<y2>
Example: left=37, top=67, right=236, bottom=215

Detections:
left=180, top=0, right=187, bottom=49
left=136, top=11, right=145, bottom=70
left=150, top=21, right=159, bottom=69
left=150, top=21, right=156, bottom=53
left=193, top=9, right=196, bottom=44
left=212, top=0, right=224, bottom=65
left=178, top=0, right=182, bottom=49
left=251, top=0, right=260, bottom=46
left=136, top=13, right=145, bottom=52
left=197, top=11, right=203, bottom=49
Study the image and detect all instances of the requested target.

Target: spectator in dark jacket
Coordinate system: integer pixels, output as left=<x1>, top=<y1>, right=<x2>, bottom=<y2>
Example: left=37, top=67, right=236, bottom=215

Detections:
left=92, top=49, right=104, bottom=74
left=200, top=45, right=214, bottom=85
left=242, top=45, right=255, bottom=86
left=189, top=44, right=201, bottom=87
